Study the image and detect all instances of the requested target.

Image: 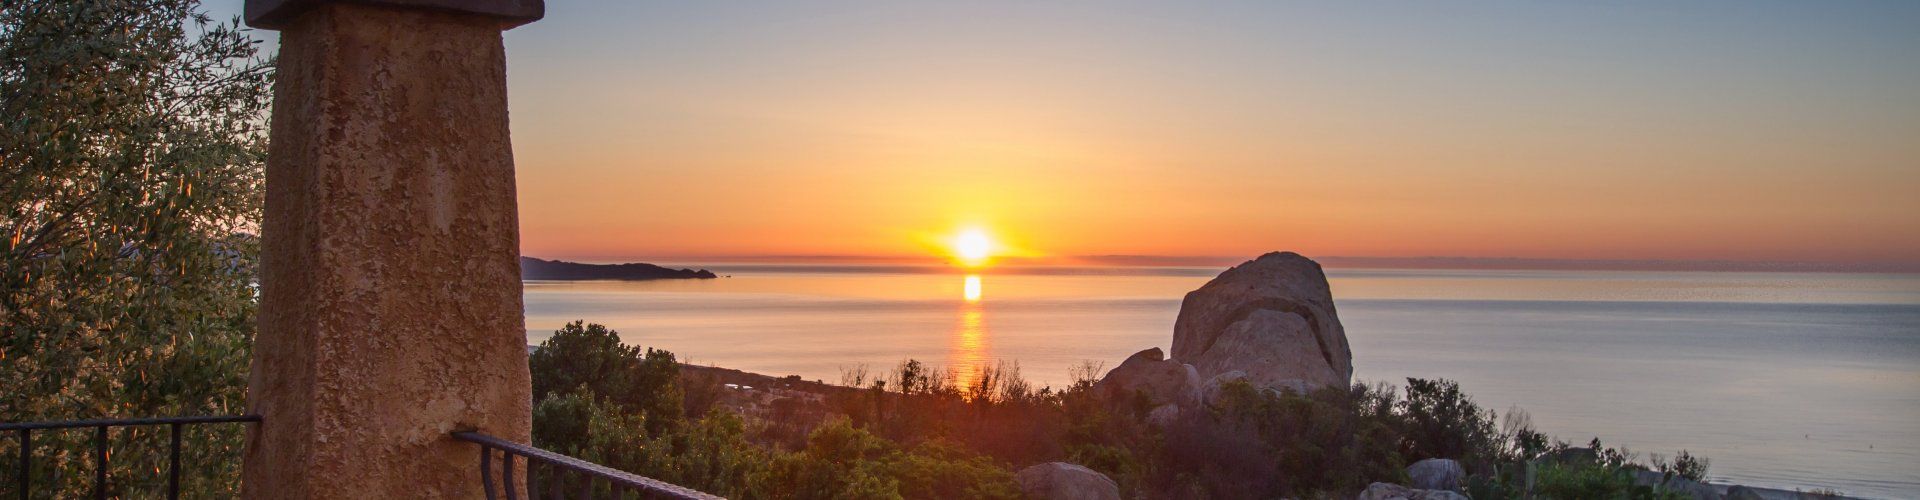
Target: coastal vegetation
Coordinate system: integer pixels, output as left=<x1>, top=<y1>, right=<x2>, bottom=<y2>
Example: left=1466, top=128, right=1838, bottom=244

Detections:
left=530, top=321, right=1716, bottom=499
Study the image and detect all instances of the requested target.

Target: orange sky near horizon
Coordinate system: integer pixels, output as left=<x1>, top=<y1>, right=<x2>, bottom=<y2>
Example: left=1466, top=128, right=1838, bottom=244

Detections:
left=490, top=2, right=1920, bottom=267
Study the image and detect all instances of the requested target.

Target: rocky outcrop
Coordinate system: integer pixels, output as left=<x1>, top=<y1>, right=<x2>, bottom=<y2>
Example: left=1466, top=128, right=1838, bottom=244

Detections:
left=1172, top=252, right=1352, bottom=392
left=1356, top=482, right=1469, bottom=500
left=1016, top=462, right=1121, bottom=500
left=1405, top=458, right=1465, bottom=491
left=1094, top=348, right=1202, bottom=410
left=1630, top=470, right=1721, bottom=500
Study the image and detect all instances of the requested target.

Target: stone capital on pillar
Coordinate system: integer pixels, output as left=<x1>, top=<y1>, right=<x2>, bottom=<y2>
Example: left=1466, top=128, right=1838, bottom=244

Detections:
left=242, top=0, right=538, bottom=498
left=245, top=0, right=545, bottom=30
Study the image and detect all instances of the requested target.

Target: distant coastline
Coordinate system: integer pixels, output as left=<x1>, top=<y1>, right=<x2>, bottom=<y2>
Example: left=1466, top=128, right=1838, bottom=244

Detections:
left=520, top=256, right=717, bottom=280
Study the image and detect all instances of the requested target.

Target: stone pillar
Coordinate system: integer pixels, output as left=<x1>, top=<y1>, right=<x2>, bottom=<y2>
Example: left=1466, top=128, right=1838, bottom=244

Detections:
left=241, top=1, right=542, bottom=497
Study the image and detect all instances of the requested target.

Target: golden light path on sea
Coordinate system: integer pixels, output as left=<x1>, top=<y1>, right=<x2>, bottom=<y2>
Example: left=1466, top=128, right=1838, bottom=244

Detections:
left=951, top=274, right=989, bottom=392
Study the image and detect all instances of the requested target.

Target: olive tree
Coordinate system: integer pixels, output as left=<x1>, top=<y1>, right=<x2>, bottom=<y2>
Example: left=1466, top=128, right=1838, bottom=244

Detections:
left=1, top=0, right=271, bottom=495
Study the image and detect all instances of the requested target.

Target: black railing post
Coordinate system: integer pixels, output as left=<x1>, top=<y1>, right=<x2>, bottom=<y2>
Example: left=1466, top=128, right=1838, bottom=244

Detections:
left=16, top=429, right=28, bottom=500
left=479, top=445, right=496, bottom=500
left=503, top=452, right=516, bottom=500
left=92, top=425, right=106, bottom=500
left=3, top=416, right=259, bottom=498
left=168, top=422, right=182, bottom=500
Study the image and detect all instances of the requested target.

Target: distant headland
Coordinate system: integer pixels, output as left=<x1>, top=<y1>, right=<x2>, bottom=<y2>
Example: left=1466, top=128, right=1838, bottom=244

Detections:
left=520, top=257, right=717, bottom=280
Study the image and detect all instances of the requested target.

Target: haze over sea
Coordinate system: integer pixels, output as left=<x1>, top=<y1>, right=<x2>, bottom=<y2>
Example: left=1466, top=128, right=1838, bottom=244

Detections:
left=523, top=264, right=1920, bottom=498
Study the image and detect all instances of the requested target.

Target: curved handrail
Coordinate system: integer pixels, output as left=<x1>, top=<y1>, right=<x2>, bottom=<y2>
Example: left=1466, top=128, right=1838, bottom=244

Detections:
left=451, top=430, right=724, bottom=500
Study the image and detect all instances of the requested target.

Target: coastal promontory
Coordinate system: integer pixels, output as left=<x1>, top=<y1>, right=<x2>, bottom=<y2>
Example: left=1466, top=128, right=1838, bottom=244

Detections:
left=520, top=257, right=717, bottom=280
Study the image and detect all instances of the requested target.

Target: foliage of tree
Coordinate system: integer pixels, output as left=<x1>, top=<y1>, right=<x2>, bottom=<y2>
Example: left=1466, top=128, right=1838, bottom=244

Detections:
left=1398, top=377, right=1501, bottom=464
left=530, top=320, right=683, bottom=434
left=1160, top=380, right=1407, bottom=497
left=1654, top=449, right=1710, bottom=482
left=761, top=418, right=1020, bottom=500
left=0, top=0, right=270, bottom=495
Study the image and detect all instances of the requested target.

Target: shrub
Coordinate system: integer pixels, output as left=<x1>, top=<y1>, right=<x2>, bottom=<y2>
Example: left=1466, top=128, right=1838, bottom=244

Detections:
left=1166, top=381, right=1405, bottom=497
left=1653, top=449, right=1710, bottom=482
left=1398, top=378, right=1499, bottom=464
left=530, top=321, right=683, bottom=434
left=761, top=418, right=905, bottom=500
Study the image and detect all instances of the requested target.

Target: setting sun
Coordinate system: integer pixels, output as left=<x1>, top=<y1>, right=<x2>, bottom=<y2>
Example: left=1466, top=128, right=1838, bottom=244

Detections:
left=952, top=228, right=994, bottom=267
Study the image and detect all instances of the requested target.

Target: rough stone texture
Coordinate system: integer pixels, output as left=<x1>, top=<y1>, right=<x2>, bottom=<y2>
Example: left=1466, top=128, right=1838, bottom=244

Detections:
left=247, top=0, right=544, bottom=30
left=1015, top=462, right=1122, bottom=500
left=1406, top=458, right=1466, bottom=491
left=243, top=4, right=530, bottom=498
left=1355, top=482, right=1470, bottom=500
left=1094, top=348, right=1202, bottom=409
left=1172, top=252, right=1352, bottom=392
left=1724, top=486, right=1766, bottom=500
left=1630, top=470, right=1723, bottom=500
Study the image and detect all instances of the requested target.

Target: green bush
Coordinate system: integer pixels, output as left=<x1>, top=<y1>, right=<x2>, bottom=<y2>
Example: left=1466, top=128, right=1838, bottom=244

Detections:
left=760, top=418, right=1021, bottom=500
left=1163, top=380, right=1405, bottom=497
left=1653, top=449, right=1710, bottom=482
left=1398, top=378, right=1500, bottom=465
left=761, top=418, right=905, bottom=500
left=530, top=321, right=683, bottom=435
left=529, top=346, right=1714, bottom=500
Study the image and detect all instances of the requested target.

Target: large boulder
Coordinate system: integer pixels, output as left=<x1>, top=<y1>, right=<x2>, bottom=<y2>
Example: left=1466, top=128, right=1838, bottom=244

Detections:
left=1356, top=482, right=1469, bottom=500
left=1094, top=348, right=1202, bottom=409
left=1173, top=252, right=1352, bottom=392
left=1405, top=458, right=1466, bottom=491
left=1016, top=462, right=1121, bottom=500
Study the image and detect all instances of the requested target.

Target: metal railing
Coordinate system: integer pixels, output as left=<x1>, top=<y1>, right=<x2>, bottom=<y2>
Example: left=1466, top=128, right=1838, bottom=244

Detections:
left=452, top=431, right=722, bottom=500
left=1, top=415, right=261, bottom=500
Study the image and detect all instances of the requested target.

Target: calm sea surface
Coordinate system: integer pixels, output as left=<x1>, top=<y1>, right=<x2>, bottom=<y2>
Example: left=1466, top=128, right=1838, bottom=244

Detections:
left=523, top=266, right=1920, bottom=498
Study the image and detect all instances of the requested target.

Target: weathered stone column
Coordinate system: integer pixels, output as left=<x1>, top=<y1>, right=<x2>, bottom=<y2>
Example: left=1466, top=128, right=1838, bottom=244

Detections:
left=242, top=1, right=541, bottom=497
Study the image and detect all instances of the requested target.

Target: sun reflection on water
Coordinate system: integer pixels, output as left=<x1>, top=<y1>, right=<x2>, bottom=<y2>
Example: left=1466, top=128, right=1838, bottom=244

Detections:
left=952, top=274, right=989, bottom=389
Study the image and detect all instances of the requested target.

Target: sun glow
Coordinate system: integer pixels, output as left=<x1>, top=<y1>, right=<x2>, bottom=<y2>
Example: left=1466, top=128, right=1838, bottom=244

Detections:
left=952, top=228, right=994, bottom=267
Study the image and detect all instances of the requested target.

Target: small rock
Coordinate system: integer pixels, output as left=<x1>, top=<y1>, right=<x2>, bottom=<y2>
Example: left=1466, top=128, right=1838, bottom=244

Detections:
left=1095, top=348, right=1202, bottom=410
left=1355, top=482, right=1468, bottom=500
left=1724, top=486, right=1765, bottom=500
left=1015, top=462, right=1121, bottom=500
left=1146, top=404, right=1181, bottom=427
left=1405, top=458, right=1465, bottom=491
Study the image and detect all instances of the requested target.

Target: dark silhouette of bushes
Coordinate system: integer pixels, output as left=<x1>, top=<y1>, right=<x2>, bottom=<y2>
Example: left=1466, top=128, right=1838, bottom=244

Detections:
left=530, top=322, right=1023, bottom=499
left=529, top=321, right=1713, bottom=499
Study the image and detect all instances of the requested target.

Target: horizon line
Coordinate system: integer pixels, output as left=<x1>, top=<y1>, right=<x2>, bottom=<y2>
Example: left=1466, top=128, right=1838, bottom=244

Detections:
left=522, top=253, right=1920, bottom=274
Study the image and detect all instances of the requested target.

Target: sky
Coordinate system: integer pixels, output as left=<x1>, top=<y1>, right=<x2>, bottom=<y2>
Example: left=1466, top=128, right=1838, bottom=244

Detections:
left=214, top=1, right=1920, bottom=268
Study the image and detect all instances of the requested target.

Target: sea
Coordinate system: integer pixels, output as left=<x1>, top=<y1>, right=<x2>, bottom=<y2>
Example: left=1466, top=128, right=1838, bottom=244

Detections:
left=522, top=265, right=1920, bottom=498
